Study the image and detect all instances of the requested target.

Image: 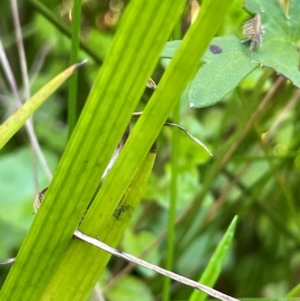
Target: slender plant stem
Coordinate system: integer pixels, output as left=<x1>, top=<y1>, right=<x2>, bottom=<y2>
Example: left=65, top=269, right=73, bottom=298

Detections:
left=11, top=0, right=40, bottom=190
left=68, top=0, right=82, bottom=136
left=0, top=41, right=53, bottom=180
left=175, top=75, right=286, bottom=244
left=29, top=43, right=52, bottom=81
left=28, top=0, right=103, bottom=65
left=219, top=76, right=286, bottom=169
left=11, top=0, right=30, bottom=100
left=162, top=20, right=182, bottom=301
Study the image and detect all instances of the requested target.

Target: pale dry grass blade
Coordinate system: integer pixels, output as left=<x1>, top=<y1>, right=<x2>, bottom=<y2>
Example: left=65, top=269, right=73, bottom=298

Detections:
left=74, top=230, right=240, bottom=301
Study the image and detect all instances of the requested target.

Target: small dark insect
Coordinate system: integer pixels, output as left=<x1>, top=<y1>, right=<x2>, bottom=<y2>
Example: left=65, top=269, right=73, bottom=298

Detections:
left=241, top=13, right=264, bottom=55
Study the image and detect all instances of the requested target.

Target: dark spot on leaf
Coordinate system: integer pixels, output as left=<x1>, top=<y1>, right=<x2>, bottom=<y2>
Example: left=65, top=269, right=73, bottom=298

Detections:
left=209, top=44, right=222, bottom=54
left=113, top=205, right=131, bottom=220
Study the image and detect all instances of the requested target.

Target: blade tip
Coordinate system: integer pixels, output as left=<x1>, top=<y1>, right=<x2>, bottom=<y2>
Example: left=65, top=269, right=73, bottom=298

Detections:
left=75, top=59, right=88, bottom=69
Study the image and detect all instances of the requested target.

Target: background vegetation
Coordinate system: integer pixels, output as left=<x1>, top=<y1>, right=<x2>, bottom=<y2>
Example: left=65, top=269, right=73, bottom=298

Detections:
left=0, top=0, right=300, bottom=300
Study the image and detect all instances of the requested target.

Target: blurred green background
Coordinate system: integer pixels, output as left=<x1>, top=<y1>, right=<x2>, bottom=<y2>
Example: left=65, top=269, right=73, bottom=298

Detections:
left=1, top=0, right=300, bottom=300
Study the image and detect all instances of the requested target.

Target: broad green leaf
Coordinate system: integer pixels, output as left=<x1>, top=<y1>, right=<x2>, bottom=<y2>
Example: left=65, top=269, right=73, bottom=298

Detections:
left=161, top=0, right=300, bottom=107
left=162, top=36, right=259, bottom=108
left=0, top=62, right=84, bottom=149
left=188, top=216, right=238, bottom=301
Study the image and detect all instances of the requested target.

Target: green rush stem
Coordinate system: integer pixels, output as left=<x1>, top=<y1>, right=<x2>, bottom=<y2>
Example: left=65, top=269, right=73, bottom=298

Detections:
left=68, top=0, right=82, bottom=137
left=162, top=23, right=182, bottom=301
left=28, top=0, right=103, bottom=65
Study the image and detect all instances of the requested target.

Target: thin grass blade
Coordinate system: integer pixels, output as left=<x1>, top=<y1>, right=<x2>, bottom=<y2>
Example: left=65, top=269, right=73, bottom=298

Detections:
left=189, top=216, right=238, bottom=301
left=0, top=61, right=86, bottom=149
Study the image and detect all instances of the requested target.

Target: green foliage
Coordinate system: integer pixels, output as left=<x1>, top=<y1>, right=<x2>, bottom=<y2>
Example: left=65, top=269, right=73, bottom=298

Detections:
left=68, top=0, right=83, bottom=135
left=189, top=216, right=238, bottom=301
left=162, top=36, right=259, bottom=108
left=162, top=0, right=300, bottom=107
left=0, top=148, right=57, bottom=258
left=0, top=63, right=83, bottom=148
left=106, top=276, right=155, bottom=301
left=1, top=0, right=190, bottom=299
left=1, top=0, right=300, bottom=300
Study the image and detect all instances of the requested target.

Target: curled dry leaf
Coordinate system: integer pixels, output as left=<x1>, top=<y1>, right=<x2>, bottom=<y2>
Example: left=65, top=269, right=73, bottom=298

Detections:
left=146, top=78, right=157, bottom=89
left=0, top=257, right=15, bottom=265
left=132, top=112, right=212, bottom=156
left=33, top=187, right=48, bottom=213
left=164, top=122, right=212, bottom=156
